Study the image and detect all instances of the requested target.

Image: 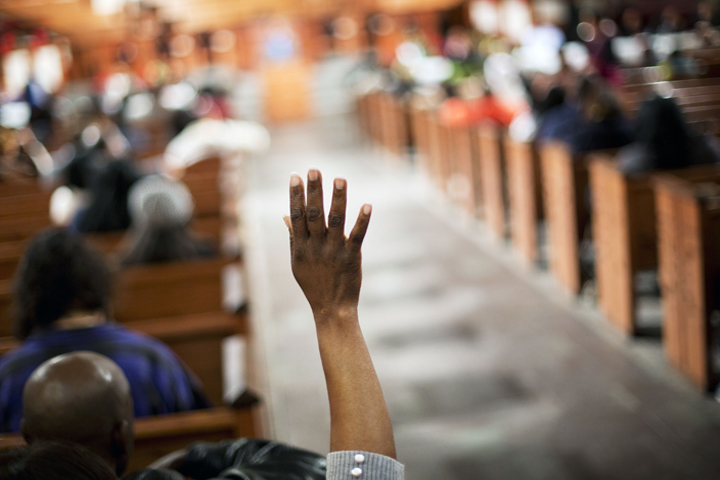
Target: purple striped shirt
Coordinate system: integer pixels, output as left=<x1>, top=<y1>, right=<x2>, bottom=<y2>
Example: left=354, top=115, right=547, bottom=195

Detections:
left=0, top=323, right=209, bottom=432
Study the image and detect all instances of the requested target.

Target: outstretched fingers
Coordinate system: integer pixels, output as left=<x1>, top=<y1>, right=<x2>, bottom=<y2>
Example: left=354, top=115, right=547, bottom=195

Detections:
left=306, top=169, right=326, bottom=237
left=327, top=178, right=347, bottom=247
left=289, top=173, right=309, bottom=243
left=348, top=204, right=372, bottom=256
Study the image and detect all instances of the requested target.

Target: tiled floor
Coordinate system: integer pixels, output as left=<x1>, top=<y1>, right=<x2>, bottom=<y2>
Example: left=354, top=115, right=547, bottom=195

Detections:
left=243, top=116, right=720, bottom=480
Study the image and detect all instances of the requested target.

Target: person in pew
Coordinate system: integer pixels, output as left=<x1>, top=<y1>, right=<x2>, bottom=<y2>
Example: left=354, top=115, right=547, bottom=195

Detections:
left=0, top=440, right=117, bottom=480
left=0, top=228, right=210, bottom=433
left=19, top=351, right=327, bottom=479
left=619, top=95, right=720, bottom=175
left=539, top=75, right=633, bottom=153
left=71, top=158, right=143, bottom=233
left=120, top=175, right=215, bottom=266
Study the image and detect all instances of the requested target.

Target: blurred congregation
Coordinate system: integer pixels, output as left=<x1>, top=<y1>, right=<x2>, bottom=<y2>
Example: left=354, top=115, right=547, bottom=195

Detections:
left=2, top=0, right=720, bottom=479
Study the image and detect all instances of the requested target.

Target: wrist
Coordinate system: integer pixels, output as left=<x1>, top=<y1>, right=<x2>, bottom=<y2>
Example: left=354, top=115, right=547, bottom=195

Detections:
left=313, top=305, right=359, bottom=329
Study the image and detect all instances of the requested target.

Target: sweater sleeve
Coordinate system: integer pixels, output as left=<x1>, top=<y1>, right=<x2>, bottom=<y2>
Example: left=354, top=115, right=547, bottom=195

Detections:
left=327, top=451, right=404, bottom=480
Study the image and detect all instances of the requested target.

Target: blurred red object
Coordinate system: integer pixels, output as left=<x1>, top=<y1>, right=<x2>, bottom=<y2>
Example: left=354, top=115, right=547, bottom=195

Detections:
left=438, top=95, right=516, bottom=128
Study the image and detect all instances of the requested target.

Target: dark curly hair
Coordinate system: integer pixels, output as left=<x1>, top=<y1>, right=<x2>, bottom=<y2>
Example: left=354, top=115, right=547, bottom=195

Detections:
left=12, top=228, right=112, bottom=340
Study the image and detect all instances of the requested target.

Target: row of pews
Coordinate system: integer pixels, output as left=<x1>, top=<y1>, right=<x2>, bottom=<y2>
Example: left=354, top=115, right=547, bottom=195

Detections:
left=357, top=66, right=720, bottom=394
left=0, top=143, right=261, bottom=470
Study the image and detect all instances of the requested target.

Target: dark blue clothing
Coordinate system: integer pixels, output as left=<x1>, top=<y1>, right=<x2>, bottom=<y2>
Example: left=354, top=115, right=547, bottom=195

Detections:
left=536, top=102, right=578, bottom=143
left=537, top=103, right=633, bottom=153
left=0, top=323, right=209, bottom=432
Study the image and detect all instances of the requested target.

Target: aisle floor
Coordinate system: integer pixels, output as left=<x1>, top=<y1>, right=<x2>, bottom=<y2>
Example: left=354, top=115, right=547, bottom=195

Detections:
left=243, top=117, right=720, bottom=480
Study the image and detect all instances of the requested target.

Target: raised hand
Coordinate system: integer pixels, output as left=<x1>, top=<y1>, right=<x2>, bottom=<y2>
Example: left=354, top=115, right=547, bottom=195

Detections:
left=284, top=169, right=371, bottom=319
left=284, top=170, right=396, bottom=459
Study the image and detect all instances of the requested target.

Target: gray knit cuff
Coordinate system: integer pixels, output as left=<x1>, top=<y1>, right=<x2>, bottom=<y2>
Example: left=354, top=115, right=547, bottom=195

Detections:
left=327, top=451, right=404, bottom=480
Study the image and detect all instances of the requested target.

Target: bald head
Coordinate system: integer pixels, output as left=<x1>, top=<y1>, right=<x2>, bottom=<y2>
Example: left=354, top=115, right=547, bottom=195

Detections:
left=21, top=352, right=134, bottom=475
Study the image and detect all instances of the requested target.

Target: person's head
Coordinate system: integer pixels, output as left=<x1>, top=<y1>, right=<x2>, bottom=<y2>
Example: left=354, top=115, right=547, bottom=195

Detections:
left=0, top=441, right=117, bottom=480
left=21, top=352, right=134, bottom=476
left=635, top=95, right=691, bottom=169
left=577, top=75, right=621, bottom=122
left=122, top=175, right=207, bottom=265
left=77, top=159, right=141, bottom=233
left=12, top=229, right=112, bottom=340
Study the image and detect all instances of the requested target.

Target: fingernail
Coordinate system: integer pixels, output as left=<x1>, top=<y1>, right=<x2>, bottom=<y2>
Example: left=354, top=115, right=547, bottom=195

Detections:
left=334, top=178, right=345, bottom=190
left=283, top=215, right=292, bottom=229
left=290, top=174, right=301, bottom=187
left=308, top=169, right=319, bottom=181
left=363, top=204, right=372, bottom=215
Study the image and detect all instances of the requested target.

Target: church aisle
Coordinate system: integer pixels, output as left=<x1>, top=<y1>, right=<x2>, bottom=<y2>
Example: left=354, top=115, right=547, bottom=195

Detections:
left=243, top=117, right=720, bottom=480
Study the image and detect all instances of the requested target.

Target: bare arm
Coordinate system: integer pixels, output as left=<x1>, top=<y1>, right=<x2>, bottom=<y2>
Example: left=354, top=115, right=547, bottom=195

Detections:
left=285, top=169, right=396, bottom=459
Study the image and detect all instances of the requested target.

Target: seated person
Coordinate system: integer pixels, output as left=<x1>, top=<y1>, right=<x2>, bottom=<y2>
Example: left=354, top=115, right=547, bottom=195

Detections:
left=121, top=175, right=215, bottom=266
left=72, top=158, right=142, bottom=233
left=539, top=76, right=633, bottom=153
left=0, top=440, right=116, bottom=480
left=0, top=228, right=209, bottom=433
left=14, top=171, right=404, bottom=480
left=619, top=95, right=720, bottom=174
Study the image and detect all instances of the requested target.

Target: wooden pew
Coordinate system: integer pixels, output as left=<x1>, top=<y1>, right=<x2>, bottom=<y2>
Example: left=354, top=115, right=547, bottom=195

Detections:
left=540, top=142, right=592, bottom=295
left=590, top=160, right=720, bottom=336
left=588, top=156, right=660, bottom=334
left=505, top=138, right=544, bottom=266
left=409, top=106, right=430, bottom=170
left=449, top=125, right=480, bottom=216
left=114, top=257, right=230, bottom=322
left=0, top=406, right=259, bottom=472
left=425, top=114, right=450, bottom=191
left=0, top=192, right=52, bottom=243
left=654, top=170, right=720, bottom=391
left=477, top=123, right=507, bottom=239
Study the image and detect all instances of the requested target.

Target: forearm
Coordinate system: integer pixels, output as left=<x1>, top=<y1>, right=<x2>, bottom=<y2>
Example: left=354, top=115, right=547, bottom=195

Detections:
left=315, top=307, right=397, bottom=459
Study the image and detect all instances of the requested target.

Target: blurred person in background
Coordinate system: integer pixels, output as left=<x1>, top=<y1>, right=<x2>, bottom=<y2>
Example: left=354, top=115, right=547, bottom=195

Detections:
left=0, top=228, right=209, bottom=433
left=71, top=157, right=142, bottom=233
left=619, top=95, right=720, bottom=174
left=538, top=75, right=632, bottom=153
left=121, top=175, right=215, bottom=265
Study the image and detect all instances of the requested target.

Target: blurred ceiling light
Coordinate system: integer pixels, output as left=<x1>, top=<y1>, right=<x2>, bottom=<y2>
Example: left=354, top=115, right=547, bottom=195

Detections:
left=599, top=18, right=618, bottom=37
left=159, top=82, right=197, bottom=110
left=577, top=22, right=595, bottom=43
left=332, top=17, right=358, bottom=41
left=409, top=56, right=453, bottom=85
left=91, top=0, right=126, bottom=16
left=124, top=92, right=154, bottom=121
left=33, top=45, right=64, bottom=94
left=82, top=124, right=102, bottom=148
left=470, top=0, right=499, bottom=35
left=500, top=0, right=533, bottom=43
left=3, top=50, right=31, bottom=99
left=210, top=30, right=236, bottom=53
left=562, top=41, right=590, bottom=71
left=170, top=34, right=195, bottom=58
left=396, top=41, right=424, bottom=67
left=0, top=102, right=30, bottom=129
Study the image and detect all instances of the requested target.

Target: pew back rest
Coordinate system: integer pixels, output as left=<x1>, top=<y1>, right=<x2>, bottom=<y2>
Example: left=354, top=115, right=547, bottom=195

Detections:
left=114, top=257, right=229, bottom=322
left=0, top=406, right=255, bottom=473
left=654, top=168, right=720, bottom=390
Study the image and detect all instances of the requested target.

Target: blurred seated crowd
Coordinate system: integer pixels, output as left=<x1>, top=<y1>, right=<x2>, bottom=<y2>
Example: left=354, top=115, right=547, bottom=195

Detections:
left=356, top=0, right=720, bottom=174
